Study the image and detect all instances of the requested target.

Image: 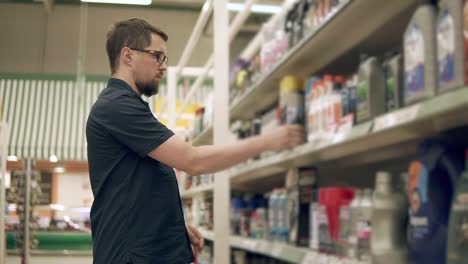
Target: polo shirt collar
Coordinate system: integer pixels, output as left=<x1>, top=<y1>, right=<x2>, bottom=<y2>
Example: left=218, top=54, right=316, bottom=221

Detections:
left=107, top=78, right=149, bottom=105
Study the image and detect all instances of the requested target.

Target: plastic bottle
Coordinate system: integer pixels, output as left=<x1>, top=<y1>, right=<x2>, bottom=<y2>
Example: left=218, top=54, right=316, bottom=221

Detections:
left=348, top=190, right=363, bottom=259
left=310, top=199, right=320, bottom=250
left=338, top=201, right=352, bottom=257
left=437, top=0, right=468, bottom=92
left=279, top=76, right=305, bottom=125
left=447, top=149, right=468, bottom=264
left=333, top=75, right=345, bottom=126
left=268, top=189, right=279, bottom=241
left=357, top=189, right=373, bottom=262
left=356, top=56, right=386, bottom=123
left=307, top=83, right=319, bottom=143
left=371, top=172, right=409, bottom=264
left=383, top=54, right=404, bottom=112
left=277, top=189, right=289, bottom=242
left=404, top=5, right=438, bottom=105
left=318, top=204, right=334, bottom=254
left=323, top=75, right=335, bottom=129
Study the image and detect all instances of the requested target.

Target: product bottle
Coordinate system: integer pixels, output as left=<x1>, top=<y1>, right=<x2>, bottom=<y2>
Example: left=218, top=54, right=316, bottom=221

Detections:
left=279, top=76, right=305, bottom=125
left=371, top=171, right=409, bottom=264
left=404, top=4, right=438, bottom=105
left=437, top=0, right=468, bottom=92
left=318, top=204, right=334, bottom=254
left=338, top=200, right=352, bottom=257
left=447, top=149, right=468, bottom=264
left=309, top=200, right=320, bottom=250
left=348, top=190, right=363, bottom=259
left=268, top=189, right=279, bottom=241
left=277, top=189, right=289, bottom=242
left=357, top=189, right=373, bottom=262
left=383, top=54, right=404, bottom=112
left=356, top=56, right=386, bottom=123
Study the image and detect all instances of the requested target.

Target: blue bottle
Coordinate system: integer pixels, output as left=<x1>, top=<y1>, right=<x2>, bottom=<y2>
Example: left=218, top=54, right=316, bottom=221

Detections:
left=407, top=139, right=464, bottom=264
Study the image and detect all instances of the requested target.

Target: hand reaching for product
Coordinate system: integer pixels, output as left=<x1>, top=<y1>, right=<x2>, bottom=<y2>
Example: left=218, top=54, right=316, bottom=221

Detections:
left=262, top=124, right=306, bottom=152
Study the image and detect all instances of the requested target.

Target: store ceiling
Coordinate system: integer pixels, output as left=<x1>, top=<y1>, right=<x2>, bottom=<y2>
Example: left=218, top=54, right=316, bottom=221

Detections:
left=2, top=0, right=280, bottom=33
left=1, top=0, right=284, bottom=10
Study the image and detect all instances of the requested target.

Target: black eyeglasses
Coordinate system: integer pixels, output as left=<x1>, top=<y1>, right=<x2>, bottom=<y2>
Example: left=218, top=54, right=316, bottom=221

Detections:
left=130, top=48, right=168, bottom=65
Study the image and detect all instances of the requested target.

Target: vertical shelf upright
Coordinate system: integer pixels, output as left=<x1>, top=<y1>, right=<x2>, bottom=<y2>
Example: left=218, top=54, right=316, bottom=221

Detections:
left=212, top=0, right=230, bottom=262
left=0, top=123, right=10, bottom=264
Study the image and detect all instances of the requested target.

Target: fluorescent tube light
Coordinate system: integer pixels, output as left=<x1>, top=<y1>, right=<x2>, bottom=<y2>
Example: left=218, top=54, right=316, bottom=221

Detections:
left=227, top=3, right=281, bottom=14
left=81, top=0, right=151, bottom=5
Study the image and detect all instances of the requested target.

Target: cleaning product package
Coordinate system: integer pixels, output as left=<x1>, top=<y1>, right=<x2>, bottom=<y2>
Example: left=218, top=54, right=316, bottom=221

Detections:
left=437, top=0, right=468, bottom=92
left=404, top=5, right=438, bottom=105
left=407, top=139, right=464, bottom=264
left=447, top=148, right=468, bottom=264
left=286, top=167, right=318, bottom=247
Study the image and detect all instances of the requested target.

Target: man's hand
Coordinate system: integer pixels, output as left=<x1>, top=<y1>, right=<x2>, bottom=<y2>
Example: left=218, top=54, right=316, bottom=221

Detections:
left=261, top=124, right=306, bottom=152
left=186, top=224, right=204, bottom=253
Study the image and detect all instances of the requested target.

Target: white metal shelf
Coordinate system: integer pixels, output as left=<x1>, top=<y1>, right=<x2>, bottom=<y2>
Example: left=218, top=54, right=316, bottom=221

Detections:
left=229, top=88, right=468, bottom=186
left=180, top=184, right=214, bottom=199
left=200, top=229, right=215, bottom=241
left=230, top=236, right=363, bottom=264
left=200, top=233, right=363, bottom=264
left=191, top=126, right=213, bottom=146
left=230, top=0, right=419, bottom=121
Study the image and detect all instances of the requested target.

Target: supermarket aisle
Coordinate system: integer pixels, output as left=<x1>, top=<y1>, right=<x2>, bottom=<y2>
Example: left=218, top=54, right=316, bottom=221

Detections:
left=6, top=256, right=92, bottom=264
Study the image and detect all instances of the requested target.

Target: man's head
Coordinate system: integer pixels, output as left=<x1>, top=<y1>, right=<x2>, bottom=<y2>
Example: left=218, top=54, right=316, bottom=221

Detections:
left=106, top=18, right=168, bottom=97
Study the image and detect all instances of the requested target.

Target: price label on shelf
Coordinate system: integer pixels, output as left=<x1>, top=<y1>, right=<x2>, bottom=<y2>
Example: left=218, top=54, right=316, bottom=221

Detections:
left=301, top=252, right=318, bottom=264
left=373, top=104, right=421, bottom=132
left=241, top=239, right=258, bottom=250
left=271, top=244, right=283, bottom=258
left=257, top=241, right=269, bottom=253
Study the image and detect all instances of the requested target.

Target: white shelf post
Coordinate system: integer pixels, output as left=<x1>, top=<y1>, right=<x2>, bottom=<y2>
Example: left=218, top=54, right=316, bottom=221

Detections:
left=213, top=0, right=230, bottom=263
left=167, top=67, right=177, bottom=130
left=0, top=123, right=9, bottom=264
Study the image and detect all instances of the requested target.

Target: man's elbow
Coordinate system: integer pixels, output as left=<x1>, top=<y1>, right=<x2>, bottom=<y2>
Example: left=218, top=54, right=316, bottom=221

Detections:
left=185, top=166, right=202, bottom=176
left=184, top=148, right=204, bottom=176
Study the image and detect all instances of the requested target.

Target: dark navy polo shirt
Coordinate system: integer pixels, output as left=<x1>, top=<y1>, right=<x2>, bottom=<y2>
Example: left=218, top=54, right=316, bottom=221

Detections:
left=86, top=78, right=194, bottom=264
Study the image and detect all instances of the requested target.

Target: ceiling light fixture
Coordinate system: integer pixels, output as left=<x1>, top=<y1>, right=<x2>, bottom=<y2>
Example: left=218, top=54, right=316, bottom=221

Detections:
left=50, top=204, right=65, bottom=211
left=54, top=166, right=65, bottom=173
left=49, top=155, right=58, bottom=163
left=227, top=3, right=281, bottom=14
left=7, top=155, right=18, bottom=162
left=80, top=0, right=151, bottom=5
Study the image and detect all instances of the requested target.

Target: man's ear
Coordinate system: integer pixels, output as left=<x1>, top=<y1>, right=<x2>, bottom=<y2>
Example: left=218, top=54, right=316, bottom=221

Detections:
left=120, top=47, right=133, bottom=66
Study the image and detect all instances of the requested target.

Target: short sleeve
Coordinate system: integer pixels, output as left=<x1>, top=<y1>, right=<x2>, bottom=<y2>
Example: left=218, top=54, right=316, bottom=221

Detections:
left=97, top=95, right=174, bottom=158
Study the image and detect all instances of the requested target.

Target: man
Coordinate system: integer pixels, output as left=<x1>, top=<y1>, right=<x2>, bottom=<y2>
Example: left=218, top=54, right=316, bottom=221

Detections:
left=86, top=18, right=304, bottom=264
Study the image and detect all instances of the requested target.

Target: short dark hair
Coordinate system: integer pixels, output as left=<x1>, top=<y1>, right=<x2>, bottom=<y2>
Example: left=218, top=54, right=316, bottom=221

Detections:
left=106, top=18, right=168, bottom=74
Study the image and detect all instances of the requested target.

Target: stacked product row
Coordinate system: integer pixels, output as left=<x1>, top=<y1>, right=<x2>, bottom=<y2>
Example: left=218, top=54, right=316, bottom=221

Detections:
left=229, top=139, right=468, bottom=264
left=229, top=0, right=348, bottom=104
left=230, top=0, right=468, bottom=148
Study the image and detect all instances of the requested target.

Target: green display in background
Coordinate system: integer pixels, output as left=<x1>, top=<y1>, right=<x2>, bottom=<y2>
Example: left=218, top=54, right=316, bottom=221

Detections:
left=6, top=232, right=92, bottom=251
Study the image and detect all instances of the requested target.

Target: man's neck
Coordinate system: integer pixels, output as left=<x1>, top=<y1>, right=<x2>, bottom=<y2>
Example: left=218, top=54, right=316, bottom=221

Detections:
left=111, top=73, right=141, bottom=96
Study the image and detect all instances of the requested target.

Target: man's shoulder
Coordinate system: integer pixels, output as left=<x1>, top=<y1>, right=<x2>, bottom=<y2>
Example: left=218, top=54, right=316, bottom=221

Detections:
left=94, top=86, right=144, bottom=111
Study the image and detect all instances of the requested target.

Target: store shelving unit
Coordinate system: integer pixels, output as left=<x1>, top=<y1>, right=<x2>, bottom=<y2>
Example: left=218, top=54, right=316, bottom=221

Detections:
left=180, top=184, right=214, bottom=199
left=230, top=0, right=419, bottom=121
left=200, top=229, right=215, bottom=241
left=202, top=234, right=364, bottom=264
left=173, top=0, right=468, bottom=263
left=191, top=126, right=213, bottom=147
left=200, top=223, right=365, bottom=263
left=229, top=88, right=468, bottom=189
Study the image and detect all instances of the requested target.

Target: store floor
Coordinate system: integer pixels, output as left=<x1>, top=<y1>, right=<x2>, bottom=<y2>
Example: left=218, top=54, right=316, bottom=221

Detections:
left=6, top=256, right=92, bottom=264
